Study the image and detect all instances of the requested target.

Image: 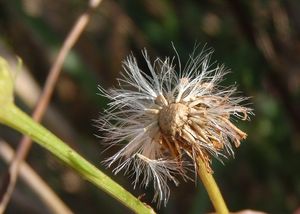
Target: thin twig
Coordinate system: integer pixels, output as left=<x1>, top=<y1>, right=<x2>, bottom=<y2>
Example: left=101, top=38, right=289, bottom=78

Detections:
left=0, top=0, right=103, bottom=212
left=0, top=140, right=73, bottom=214
left=0, top=105, right=155, bottom=214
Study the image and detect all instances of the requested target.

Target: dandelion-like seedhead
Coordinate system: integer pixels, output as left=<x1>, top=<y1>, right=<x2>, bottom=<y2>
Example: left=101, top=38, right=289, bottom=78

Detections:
left=98, top=46, right=252, bottom=207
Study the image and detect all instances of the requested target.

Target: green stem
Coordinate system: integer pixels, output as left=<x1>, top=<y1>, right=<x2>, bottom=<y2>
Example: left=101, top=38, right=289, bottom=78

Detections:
left=197, top=158, right=229, bottom=214
left=0, top=104, right=154, bottom=214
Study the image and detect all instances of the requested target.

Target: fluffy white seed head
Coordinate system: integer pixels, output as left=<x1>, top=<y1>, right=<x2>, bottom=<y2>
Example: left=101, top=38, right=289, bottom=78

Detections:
left=97, top=46, right=252, bottom=207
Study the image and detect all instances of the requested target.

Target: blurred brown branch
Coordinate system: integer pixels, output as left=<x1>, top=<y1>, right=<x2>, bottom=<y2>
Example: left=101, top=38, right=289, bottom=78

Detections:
left=0, top=140, right=73, bottom=214
left=0, top=0, right=103, bottom=212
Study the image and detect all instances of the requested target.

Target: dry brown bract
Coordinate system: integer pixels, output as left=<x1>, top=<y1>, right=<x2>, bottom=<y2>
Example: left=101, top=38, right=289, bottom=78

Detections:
left=157, top=91, right=248, bottom=173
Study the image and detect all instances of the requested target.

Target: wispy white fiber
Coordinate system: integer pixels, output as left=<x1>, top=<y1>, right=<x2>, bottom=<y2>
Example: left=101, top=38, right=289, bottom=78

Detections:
left=97, top=46, right=252, bottom=207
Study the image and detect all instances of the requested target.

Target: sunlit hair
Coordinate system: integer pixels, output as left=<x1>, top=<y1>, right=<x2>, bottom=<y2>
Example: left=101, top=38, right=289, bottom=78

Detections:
left=97, top=45, right=252, bottom=207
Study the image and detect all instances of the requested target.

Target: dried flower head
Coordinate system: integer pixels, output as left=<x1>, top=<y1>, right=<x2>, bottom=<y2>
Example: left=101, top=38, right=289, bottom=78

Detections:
left=98, top=46, right=252, bottom=206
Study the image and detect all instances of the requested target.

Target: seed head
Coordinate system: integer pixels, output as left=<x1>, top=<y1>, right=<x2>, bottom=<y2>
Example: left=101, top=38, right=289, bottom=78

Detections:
left=98, top=46, right=252, bottom=206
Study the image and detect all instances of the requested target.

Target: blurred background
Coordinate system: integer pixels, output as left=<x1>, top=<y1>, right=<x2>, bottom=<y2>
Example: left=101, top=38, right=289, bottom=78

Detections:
left=0, top=0, right=300, bottom=213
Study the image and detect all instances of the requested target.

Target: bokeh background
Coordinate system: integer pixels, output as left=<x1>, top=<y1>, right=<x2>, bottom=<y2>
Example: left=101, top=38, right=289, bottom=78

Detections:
left=0, top=0, right=300, bottom=213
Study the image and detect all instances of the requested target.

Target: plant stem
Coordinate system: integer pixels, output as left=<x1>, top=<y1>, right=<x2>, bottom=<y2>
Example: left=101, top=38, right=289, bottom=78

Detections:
left=197, top=158, right=229, bottom=214
left=0, top=140, right=73, bottom=214
left=0, top=104, right=155, bottom=214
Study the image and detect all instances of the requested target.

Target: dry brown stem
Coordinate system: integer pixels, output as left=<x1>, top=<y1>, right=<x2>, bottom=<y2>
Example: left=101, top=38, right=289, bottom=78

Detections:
left=0, top=0, right=103, bottom=212
left=0, top=140, right=73, bottom=214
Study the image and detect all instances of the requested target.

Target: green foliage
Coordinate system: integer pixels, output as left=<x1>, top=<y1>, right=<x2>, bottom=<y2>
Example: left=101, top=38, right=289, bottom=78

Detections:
left=0, top=58, right=154, bottom=214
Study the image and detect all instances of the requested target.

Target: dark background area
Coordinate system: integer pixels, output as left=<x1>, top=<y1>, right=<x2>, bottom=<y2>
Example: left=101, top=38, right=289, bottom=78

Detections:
left=0, top=0, right=300, bottom=213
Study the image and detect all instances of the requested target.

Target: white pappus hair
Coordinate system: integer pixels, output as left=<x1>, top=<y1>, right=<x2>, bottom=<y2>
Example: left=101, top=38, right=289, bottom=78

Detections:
left=97, top=45, right=252, bottom=207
